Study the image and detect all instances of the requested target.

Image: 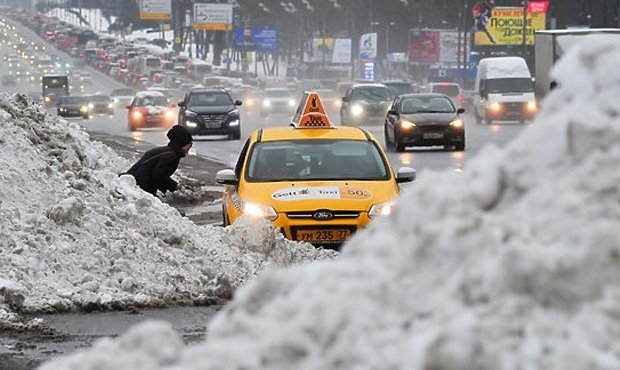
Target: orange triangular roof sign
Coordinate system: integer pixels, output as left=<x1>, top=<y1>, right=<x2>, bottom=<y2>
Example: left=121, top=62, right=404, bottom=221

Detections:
left=291, top=92, right=332, bottom=128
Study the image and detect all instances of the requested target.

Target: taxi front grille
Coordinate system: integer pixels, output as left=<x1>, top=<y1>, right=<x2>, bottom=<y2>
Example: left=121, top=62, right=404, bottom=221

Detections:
left=286, top=210, right=360, bottom=220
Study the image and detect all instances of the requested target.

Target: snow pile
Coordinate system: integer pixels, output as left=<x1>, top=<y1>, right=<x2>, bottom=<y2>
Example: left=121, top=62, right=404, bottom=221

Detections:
left=38, top=35, right=620, bottom=369
left=0, top=93, right=336, bottom=314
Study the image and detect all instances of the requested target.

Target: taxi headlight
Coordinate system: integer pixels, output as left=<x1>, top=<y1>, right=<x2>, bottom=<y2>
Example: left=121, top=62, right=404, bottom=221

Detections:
left=263, top=99, right=271, bottom=108
left=489, top=101, right=501, bottom=112
left=368, top=199, right=398, bottom=219
left=401, top=120, right=416, bottom=129
left=527, top=100, right=537, bottom=111
left=351, top=104, right=364, bottom=116
left=243, top=201, right=278, bottom=221
left=449, top=118, right=464, bottom=128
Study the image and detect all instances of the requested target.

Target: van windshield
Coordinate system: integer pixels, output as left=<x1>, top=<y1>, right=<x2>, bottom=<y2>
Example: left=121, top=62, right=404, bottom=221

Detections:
left=486, top=78, right=533, bottom=93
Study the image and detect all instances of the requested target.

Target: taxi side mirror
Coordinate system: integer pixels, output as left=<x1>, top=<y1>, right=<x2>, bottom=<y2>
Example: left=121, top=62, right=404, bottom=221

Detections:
left=396, top=167, right=416, bottom=183
left=216, top=169, right=238, bottom=185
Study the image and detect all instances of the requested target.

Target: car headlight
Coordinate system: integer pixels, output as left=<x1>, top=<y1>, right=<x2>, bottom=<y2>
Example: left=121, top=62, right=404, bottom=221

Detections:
left=186, top=121, right=198, bottom=128
left=44, top=96, right=50, bottom=102
left=368, top=199, right=398, bottom=219
left=132, top=111, right=142, bottom=119
left=351, top=104, right=364, bottom=116
left=108, top=103, right=114, bottom=109
left=80, top=106, right=88, bottom=112
left=229, top=119, right=239, bottom=127
left=449, top=118, right=464, bottom=128
left=229, top=109, right=239, bottom=116
left=263, top=99, right=271, bottom=108
left=489, top=101, right=501, bottom=112
left=527, top=100, right=537, bottom=111
left=113, top=98, right=119, bottom=104
left=288, top=98, right=296, bottom=107
left=165, top=110, right=175, bottom=119
left=88, top=103, right=94, bottom=109
left=186, top=110, right=198, bottom=121
left=401, top=120, right=416, bottom=129
left=242, top=201, right=277, bottom=221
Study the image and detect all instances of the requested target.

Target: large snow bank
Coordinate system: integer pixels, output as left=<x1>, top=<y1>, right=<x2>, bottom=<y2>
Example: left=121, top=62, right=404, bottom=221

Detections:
left=39, top=35, right=620, bottom=369
left=0, top=93, right=336, bottom=315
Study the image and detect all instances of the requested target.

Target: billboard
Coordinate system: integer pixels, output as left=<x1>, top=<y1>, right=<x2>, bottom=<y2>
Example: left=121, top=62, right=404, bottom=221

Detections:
left=234, top=27, right=278, bottom=52
left=303, top=38, right=352, bottom=65
left=409, top=30, right=468, bottom=63
left=139, top=0, right=171, bottom=20
left=473, top=6, right=547, bottom=46
left=194, top=3, right=233, bottom=31
left=359, top=33, right=377, bottom=59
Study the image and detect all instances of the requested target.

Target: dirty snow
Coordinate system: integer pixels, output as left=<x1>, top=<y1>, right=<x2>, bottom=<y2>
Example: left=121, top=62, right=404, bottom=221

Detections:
left=36, top=35, right=620, bottom=369
left=0, top=93, right=336, bottom=317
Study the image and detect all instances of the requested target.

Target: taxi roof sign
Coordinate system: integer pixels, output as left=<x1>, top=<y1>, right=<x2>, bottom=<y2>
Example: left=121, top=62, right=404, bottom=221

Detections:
left=291, top=92, right=332, bottom=128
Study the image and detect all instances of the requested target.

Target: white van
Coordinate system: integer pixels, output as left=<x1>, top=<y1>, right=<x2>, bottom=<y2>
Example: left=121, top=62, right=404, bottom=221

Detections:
left=473, top=57, right=538, bottom=124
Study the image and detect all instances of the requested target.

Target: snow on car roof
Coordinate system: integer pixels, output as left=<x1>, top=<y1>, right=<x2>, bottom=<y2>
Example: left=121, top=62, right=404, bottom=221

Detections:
left=135, top=90, right=165, bottom=97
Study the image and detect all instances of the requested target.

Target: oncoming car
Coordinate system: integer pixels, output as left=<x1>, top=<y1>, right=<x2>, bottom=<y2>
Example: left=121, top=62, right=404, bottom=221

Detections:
left=340, top=83, right=393, bottom=126
left=126, top=91, right=175, bottom=131
left=57, top=95, right=89, bottom=119
left=384, top=93, right=466, bottom=152
left=217, top=93, right=415, bottom=246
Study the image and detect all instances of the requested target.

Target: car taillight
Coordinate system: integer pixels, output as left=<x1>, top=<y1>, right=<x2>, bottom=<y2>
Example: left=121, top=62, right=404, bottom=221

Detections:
left=458, top=94, right=463, bottom=103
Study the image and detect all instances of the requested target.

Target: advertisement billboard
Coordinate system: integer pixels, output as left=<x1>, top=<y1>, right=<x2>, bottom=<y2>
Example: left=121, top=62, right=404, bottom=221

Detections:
left=473, top=6, right=547, bottom=46
left=408, top=30, right=440, bottom=63
left=194, top=3, right=233, bottom=31
left=303, top=38, right=352, bottom=65
left=359, top=33, right=377, bottom=59
left=139, top=0, right=171, bottom=20
left=234, top=27, right=278, bottom=52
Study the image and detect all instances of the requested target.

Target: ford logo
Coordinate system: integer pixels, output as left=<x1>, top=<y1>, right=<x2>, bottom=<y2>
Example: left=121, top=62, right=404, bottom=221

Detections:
left=313, top=210, right=334, bottom=221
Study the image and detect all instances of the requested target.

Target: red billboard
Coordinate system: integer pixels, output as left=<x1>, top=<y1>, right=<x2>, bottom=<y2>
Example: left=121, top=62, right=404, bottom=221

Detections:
left=409, top=30, right=440, bottom=63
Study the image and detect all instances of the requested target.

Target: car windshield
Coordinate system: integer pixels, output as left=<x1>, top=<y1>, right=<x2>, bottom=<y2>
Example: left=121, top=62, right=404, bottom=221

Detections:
left=246, top=140, right=390, bottom=182
left=351, top=87, right=392, bottom=102
left=401, top=97, right=455, bottom=114
left=486, top=78, right=533, bottom=93
left=385, top=83, right=415, bottom=96
left=60, top=97, right=86, bottom=104
left=188, top=92, right=233, bottom=106
left=112, top=88, right=134, bottom=96
left=266, top=89, right=291, bottom=98
left=90, top=95, right=111, bottom=103
left=431, top=84, right=460, bottom=97
left=136, top=96, right=167, bottom=106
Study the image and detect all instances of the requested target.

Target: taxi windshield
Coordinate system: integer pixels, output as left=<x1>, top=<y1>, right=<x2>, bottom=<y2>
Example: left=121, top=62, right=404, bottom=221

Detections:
left=246, top=140, right=390, bottom=181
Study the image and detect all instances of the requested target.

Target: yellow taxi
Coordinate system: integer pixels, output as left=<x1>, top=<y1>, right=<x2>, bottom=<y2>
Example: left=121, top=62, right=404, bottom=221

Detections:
left=216, top=92, right=415, bottom=246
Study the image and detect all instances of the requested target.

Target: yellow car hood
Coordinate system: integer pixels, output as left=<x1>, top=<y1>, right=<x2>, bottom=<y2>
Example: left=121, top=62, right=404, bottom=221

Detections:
left=239, top=180, right=399, bottom=212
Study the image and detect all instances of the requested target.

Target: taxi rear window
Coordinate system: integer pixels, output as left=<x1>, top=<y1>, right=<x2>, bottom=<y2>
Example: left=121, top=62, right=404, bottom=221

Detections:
left=246, top=140, right=390, bottom=182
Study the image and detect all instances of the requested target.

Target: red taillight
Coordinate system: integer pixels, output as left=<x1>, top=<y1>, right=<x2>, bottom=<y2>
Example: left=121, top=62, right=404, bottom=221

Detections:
left=458, top=94, right=463, bottom=103
left=439, top=82, right=451, bottom=86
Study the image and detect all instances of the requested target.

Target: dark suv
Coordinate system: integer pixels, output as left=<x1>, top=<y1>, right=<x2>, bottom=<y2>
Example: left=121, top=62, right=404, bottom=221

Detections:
left=178, top=89, right=242, bottom=140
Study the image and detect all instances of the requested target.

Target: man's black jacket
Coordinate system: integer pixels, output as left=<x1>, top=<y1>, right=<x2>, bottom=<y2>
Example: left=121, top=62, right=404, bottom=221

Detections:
left=125, top=142, right=184, bottom=196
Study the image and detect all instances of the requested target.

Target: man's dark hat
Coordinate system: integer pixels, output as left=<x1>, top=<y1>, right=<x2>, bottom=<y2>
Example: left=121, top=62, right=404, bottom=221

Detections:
left=166, top=125, right=193, bottom=146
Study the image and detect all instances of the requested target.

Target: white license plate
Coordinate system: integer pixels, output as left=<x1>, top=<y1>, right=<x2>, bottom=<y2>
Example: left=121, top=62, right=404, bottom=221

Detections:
left=423, top=132, right=444, bottom=139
